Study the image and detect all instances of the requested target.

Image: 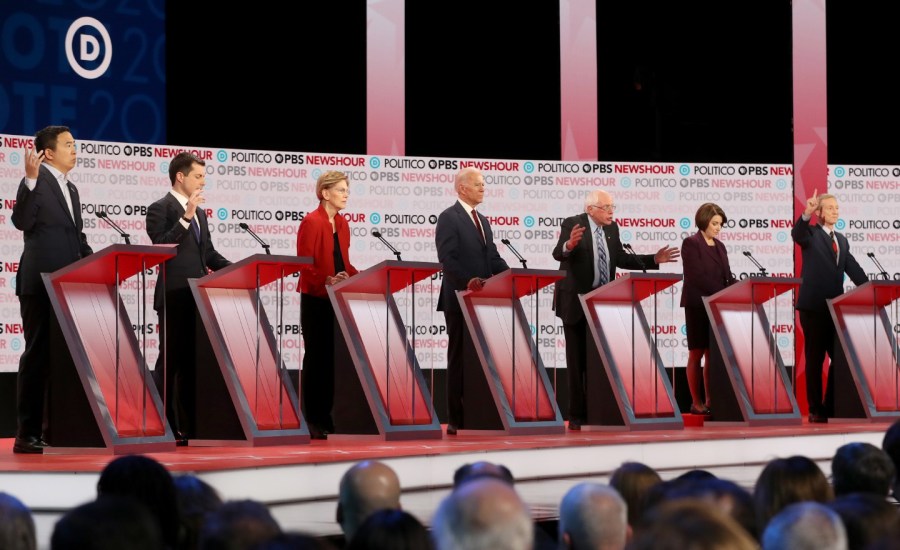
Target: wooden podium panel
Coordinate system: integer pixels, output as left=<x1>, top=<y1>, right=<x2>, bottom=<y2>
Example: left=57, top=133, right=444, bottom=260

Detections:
left=329, top=260, right=442, bottom=440
left=581, top=273, right=683, bottom=430
left=457, top=268, right=565, bottom=435
left=829, top=281, right=900, bottom=421
left=43, top=244, right=177, bottom=454
left=705, top=277, right=801, bottom=426
left=190, top=254, right=312, bottom=446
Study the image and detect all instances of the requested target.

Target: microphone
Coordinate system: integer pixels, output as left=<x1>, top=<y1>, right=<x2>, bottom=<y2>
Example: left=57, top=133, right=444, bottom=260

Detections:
left=500, top=238, right=528, bottom=268
left=867, top=252, right=890, bottom=281
left=371, top=229, right=402, bottom=261
left=97, top=210, right=131, bottom=245
left=622, top=243, right=646, bottom=273
left=742, top=250, right=768, bottom=276
left=238, top=222, right=271, bottom=255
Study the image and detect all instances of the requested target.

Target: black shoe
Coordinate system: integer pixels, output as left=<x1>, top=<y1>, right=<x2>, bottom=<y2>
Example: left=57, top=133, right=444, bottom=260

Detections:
left=446, top=424, right=458, bottom=435
left=808, top=413, right=827, bottom=424
left=13, top=436, right=46, bottom=454
left=309, top=424, right=328, bottom=440
left=690, top=404, right=712, bottom=416
left=568, top=419, right=581, bottom=431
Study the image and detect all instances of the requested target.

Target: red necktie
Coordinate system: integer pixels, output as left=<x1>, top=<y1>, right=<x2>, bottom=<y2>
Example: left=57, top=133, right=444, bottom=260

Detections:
left=471, top=209, right=484, bottom=242
left=830, top=231, right=837, bottom=259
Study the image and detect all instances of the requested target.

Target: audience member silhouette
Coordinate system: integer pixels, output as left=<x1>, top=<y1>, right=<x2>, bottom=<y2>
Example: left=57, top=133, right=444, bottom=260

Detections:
left=753, top=455, right=833, bottom=530
left=831, top=442, right=896, bottom=497
left=337, top=461, right=402, bottom=541
left=630, top=500, right=756, bottom=550
left=96, top=454, right=180, bottom=549
left=608, top=461, right=661, bottom=528
left=199, top=499, right=281, bottom=550
left=346, top=509, right=433, bottom=550
left=174, top=474, right=223, bottom=550
left=452, top=461, right=515, bottom=488
left=0, top=492, right=36, bottom=550
left=827, top=493, right=900, bottom=550
left=558, top=482, right=628, bottom=550
left=881, top=418, right=900, bottom=501
left=760, top=501, right=847, bottom=550
left=51, top=495, right=163, bottom=550
left=431, top=477, right=533, bottom=550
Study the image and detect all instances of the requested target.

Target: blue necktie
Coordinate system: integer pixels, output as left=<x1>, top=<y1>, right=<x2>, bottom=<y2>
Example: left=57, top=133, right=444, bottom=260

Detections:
left=190, top=217, right=200, bottom=243
left=596, top=227, right=608, bottom=286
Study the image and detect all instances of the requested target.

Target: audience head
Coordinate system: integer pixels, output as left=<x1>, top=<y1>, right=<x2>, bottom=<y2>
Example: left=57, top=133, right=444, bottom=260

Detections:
left=199, top=499, right=281, bottom=550
left=51, top=495, right=163, bottom=550
left=337, top=460, right=402, bottom=540
left=0, top=492, right=36, bottom=550
left=96, top=454, right=179, bottom=548
left=828, top=492, right=900, bottom=550
left=753, top=455, right=833, bottom=529
left=452, top=461, right=514, bottom=488
left=630, top=500, right=757, bottom=550
left=761, top=501, right=847, bottom=550
left=831, top=442, right=895, bottom=497
left=608, top=461, right=662, bottom=527
left=346, top=509, right=432, bottom=550
left=652, top=477, right=757, bottom=541
left=254, top=533, right=338, bottom=550
left=558, top=482, right=628, bottom=550
left=431, top=477, right=533, bottom=550
left=882, top=418, right=900, bottom=498
left=174, top=474, right=223, bottom=550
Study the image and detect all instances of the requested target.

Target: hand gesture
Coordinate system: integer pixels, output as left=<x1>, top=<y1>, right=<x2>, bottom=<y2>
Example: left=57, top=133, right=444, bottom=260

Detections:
left=24, top=148, right=44, bottom=180
left=467, top=277, right=486, bottom=291
left=186, top=189, right=205, bottom=217
left=654, top=245, right=681, bottom=264
left=804, top=189, right=819, bottom=216
left=567, top=223, right=586, bottom=250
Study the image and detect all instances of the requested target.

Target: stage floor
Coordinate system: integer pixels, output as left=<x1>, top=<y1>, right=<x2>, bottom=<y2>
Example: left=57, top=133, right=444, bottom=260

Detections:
left=1, top=419, right=890, bottom=548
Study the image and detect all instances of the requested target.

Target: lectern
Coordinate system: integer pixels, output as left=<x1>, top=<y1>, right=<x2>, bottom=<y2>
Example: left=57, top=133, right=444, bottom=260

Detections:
left=42, top=244, right=177, bottom=454
left=580, top=273, right=683, bottom=430
left=704, top=277, right=801, bottom=426
left=328, top=260, right=442, bottom=440
left=829, top=281, right=900, bottom=421
left=456, top=268, right=565, bottom=435
left=189, top=254, right=312, bottom=445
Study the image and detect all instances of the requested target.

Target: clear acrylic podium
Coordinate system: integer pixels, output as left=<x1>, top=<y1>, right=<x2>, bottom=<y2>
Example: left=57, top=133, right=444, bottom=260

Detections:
left=580, top=273, right=683, bottom=430
left=189, top=254, right=312, bottom=446
left=704, top=277, right=801, bottom=426
left=328, top=260, right=442, bottom=440
left=829, top=281, right=900, bottom=421
left=42, top=244, right=178, bottom=454
left=456, top=268, right=565, bottom=435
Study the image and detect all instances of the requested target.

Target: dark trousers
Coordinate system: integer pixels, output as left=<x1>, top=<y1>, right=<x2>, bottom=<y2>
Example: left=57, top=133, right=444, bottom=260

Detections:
left=300, top=294, right=335, bottom=431
left=444, top=309, right=467, bottom=427
left=154, top=289, right=198, bottom=437
left=17, top=290, right=51, bottom=439
left=798, top=309, right=836, bottom=417
left=563, top=319, right=589, bottom=422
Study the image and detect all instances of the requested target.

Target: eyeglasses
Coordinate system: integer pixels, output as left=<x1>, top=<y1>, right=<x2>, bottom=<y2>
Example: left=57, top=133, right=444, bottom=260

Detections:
left=328, top=187, right=350, bottom=196
left=590, top=203, right=616, bottom=213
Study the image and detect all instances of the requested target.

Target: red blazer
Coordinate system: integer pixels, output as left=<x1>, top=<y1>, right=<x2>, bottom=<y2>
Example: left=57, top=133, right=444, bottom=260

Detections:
left=296, top=204, right=358, bottom=297
left=680, top=231, right=736, bottom=308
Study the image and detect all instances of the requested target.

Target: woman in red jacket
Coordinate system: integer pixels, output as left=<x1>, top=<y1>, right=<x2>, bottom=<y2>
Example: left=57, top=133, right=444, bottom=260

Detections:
left=296, top=170, right=358, bottom=438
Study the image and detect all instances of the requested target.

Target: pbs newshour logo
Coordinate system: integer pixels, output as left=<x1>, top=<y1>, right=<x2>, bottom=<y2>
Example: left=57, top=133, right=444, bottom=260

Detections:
left=65, top=17, right=113, bottom=80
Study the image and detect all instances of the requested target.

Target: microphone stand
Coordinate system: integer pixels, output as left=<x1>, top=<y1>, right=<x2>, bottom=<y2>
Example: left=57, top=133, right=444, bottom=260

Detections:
left=867, top=252, right=891, bottom=281
left=501, top=239, right=528, bottom=268
left=622, top=243, right=646, bottom=272
left=97, top=211, right=131, bottom=244
left=742, top=251, right=768, bottom=276
left=372, top=230, right=402, bottom=261
left=238, top=222, right=271, bottom=254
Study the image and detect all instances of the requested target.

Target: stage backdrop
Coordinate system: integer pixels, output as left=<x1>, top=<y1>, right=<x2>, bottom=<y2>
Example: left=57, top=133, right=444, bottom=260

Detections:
left=2, top=134, right=898, bottom=377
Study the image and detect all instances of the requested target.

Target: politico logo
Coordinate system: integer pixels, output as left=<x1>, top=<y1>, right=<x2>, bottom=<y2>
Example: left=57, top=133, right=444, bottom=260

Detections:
left=65, top=17, right=112, bottom=80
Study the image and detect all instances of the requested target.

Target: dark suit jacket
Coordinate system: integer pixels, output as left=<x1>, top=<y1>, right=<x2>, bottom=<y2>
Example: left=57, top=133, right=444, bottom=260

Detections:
left=552, top=214, right=657, bottom=325
left=792, top=215, right=867, bottom=313
left=296, top=204, right=358, bottom=298
left=11, top=164, right=92, bottom=296
left=680, top=231, right=736, bottom=308
left=146, top=192, right=230, bottom=310
left=435, top=201, right=509, bottom=313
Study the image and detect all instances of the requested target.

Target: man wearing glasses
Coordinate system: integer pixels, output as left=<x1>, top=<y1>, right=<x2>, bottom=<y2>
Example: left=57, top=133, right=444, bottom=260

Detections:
left=552, top=190, right=680, bottom=430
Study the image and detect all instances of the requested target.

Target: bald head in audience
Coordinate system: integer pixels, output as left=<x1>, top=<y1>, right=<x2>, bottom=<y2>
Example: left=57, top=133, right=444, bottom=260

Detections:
left=431, top=477, right=533, bottom=550
left=558, top=482, right=628, bottom=550
left=761, top=502, right=847, bottom=550
left=337, top=460, right=402, bottom=540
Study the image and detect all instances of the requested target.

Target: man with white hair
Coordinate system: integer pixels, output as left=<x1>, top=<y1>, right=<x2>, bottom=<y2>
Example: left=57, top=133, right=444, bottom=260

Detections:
left=558, top=482, right=629, bottom=550
left=761, top=501, right=847, bottom=550
left=431, top=477, right=533, bottom=550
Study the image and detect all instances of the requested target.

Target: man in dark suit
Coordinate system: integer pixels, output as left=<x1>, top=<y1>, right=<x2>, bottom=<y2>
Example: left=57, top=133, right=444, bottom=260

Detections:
left=146, top=152, right=231, bottom=443
left=11, top=125, right=93, bottom=453
left=552, top=190, right=680, bottom=430
left=436, top=167, right=509, bottom=435
left=792, top=190, right=867, bottom=423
